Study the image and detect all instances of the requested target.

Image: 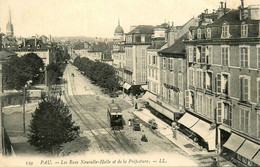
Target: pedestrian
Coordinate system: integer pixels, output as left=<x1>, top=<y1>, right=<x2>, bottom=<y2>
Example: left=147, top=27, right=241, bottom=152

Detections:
left=173, top=128, right=177, bottom=139
left=212, top=158, right=219, bottom=167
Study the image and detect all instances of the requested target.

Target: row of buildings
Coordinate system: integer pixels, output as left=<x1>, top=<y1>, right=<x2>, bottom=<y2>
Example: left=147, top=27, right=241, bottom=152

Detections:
left=111, top=1, right=260, bottom=166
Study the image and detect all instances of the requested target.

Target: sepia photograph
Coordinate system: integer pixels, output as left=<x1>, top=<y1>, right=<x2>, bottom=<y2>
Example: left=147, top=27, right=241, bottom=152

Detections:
left=0, top=0, right=260, bottom=166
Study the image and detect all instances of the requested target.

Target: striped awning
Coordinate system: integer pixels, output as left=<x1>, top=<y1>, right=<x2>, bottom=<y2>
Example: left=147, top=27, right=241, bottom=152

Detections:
left=223, top=133, right=245, bottom=152
left=236, top=140, right=260, bottom=160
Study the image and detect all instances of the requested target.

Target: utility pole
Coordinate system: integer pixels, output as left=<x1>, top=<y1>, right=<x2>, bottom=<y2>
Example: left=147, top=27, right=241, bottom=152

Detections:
left=23, top=86, right=26, bottom=134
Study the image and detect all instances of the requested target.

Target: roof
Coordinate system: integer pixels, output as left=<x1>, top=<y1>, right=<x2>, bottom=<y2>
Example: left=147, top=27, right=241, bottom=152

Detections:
left=0, top=48, right=17, bottom=60
left=147, top=40, right=166, bottom=49
left=73, top=42, right=89, bottom=50
left=9, top=38, right=49, bottom=51
left=126, top=25, right=154, bottom=35
left=88, top=42, right=109, bottom=52
left=115, top=25, right=124, bottom=34
left=158, top=32, right=188, bottom=55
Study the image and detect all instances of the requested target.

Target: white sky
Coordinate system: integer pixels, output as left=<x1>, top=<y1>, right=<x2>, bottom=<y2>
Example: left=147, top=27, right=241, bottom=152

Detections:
left=0, top=0, right=258, bottom=38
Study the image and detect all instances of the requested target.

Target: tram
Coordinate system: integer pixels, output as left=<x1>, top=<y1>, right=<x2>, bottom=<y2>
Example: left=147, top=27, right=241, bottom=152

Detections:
left=107, top=101, right=123, bottom=130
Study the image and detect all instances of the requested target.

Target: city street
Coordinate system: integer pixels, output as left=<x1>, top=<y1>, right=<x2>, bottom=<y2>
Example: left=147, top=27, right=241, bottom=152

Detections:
left=62, top=64, right=198, bottom=165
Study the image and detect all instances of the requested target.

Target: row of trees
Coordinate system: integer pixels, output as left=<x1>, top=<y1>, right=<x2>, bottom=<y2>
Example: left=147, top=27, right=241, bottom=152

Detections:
left=73, top=57, right=119, bottom=92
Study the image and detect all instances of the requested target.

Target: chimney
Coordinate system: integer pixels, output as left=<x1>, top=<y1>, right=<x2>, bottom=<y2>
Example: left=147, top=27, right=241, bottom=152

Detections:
left=49, top=34, right=52, bottom=42
left=23, top=38, right=26, bottom=47
left=35, top=36, right=37, bottom=46
left=241, top=0, right=244, bottom=9
left=220, top=2, right=224, bottom=9
left=224, top=2, right=227, bottom=9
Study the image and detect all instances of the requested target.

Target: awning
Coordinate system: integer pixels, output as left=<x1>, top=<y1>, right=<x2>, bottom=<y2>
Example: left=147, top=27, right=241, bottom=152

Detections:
left=177, top=112, right=199, bottom=128
left=123, top=83, right=131, bottom=90
left=142, top=91, right=157, bottom=101
left=141, top=85, right=148, bottom=90
left=236, top=140, right=260, bottom=160
left=252, top=149, right=260, bottom=165
left=190, top=119, right=216, bottom=150
left=223, top=133, right=245, bottom=152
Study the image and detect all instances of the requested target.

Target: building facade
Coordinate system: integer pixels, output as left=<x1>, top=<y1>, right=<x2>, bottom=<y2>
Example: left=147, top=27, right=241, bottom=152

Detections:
left=183, top=3, right=260, bottom=166
left=123, top=25, right=154, bottom=95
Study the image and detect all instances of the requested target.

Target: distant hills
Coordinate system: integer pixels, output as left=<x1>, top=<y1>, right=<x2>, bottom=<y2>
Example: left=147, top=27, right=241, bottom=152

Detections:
left=52, top=36, right=113, bottom=44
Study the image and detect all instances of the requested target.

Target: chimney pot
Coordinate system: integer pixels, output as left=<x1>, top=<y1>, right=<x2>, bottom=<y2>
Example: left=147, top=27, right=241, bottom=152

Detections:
left=220, top=2, right=224, bottom=9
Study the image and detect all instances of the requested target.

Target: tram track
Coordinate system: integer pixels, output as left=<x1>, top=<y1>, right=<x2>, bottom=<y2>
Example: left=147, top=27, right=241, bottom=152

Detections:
left=67, top=68, right=138, bottom=154
left=63, top=70, right=118, bottom=153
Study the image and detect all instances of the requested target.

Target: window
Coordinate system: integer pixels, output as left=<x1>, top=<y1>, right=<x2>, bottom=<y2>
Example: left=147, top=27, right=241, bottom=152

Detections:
left=188, top=46, right=193, bottom=63
left=149, top=68, right=151, bottom=77
left=240, top=46, right=249, bottom=68
left=217, top=102, right=223, bottom=123
left=142, top=60, right=146, bottom=70
left=206, top=28, right=211, bottom=39
left=163, top=58, right=166, bottom=69
left=179, top=91, right=183, bottom=109
left=196, top=70, right=203, bottom=88
left=168, top=58, right=173, bottom=70
left=189, top=68, right=194, bottom=86
left=142, top=72, right=146, bottom=82
left=168, top=89, right=172, bottom=102
left=152, top=55, right=156, bottom=65
left=155, top=69, right=158, bottom=80
left=216, top=73, right=229, bottom=95
left=221, top=46, right=229, bottom=66
left=240, top=108, right=250, bottom=133
left=193, top=47, right=196, bottom=62
left=141, top=49, right=146, bottom=57
left=197, top=29, right=201, bottom=39
left=205, top=71, right=212, bottom=91
left=240, top=76, right=250, bottom=101
left=206, top=46, right=212, bottom=65
left=178, top=73, right=183, bottom=90
left=221, top=23, right=229, bottom=38
left=197, top=93, right=203, bottom=113
left=148, top=54, right=151, bottom=64
left=241, top=24, right=248, bottom=37
left=201, top=46, right=206, bottom=63
left=152, top=69, right=154, bottom=78
left=223, top=103, right=232, bottom=126
left=205, top=97, right=214, bottom=119
left=258, top=47, right=260, bottom=69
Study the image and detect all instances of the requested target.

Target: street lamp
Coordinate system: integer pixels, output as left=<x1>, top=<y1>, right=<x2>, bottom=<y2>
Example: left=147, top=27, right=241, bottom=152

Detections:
left=23, top=80, right=32, bottom=134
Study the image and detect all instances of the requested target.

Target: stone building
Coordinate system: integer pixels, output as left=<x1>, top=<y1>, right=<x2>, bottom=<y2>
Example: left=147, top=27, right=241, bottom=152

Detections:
left=182, top=1, right=260, bottom=165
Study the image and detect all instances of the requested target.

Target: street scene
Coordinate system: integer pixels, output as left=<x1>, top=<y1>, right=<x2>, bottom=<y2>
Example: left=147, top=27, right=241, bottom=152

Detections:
left=0, top=0, right=260, bottom=167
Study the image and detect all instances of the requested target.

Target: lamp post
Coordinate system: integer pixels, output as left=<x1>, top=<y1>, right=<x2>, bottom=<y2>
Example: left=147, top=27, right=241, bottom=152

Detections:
left=23, top=80, right=32, bottom=134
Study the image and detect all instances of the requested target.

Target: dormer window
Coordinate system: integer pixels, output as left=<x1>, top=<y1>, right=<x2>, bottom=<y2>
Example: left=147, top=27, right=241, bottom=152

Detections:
left=188, top=31, right=192, bottom=40
left=241, top=23, right=248, bottom=37
left=37, top=44, right=41, bottom=49
left=18, top=44, right=22, bottom=49
left=206, top=28, right=211, bottom=39
left=192, top=30, right=196, bottom=39
left=221, top=23, right=230, bottom=38
left=197, top=28, right=201, bottom=39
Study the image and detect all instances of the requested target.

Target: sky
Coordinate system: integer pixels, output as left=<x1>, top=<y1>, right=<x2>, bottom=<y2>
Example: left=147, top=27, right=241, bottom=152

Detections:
left=0, top=0, right=258, bottom=38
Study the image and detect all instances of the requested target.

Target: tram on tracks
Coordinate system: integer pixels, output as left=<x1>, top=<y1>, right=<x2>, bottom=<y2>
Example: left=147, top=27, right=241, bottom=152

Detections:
left=107, top=101, right=123, bottom=130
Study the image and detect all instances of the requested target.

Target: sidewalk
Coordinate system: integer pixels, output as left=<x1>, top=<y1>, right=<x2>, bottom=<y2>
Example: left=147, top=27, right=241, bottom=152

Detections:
left=131, top=108, right=235, bottom=166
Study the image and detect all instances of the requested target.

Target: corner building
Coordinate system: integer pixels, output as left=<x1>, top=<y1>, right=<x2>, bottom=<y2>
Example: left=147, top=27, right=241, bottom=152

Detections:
left=183, top=3, right=260, bottom=166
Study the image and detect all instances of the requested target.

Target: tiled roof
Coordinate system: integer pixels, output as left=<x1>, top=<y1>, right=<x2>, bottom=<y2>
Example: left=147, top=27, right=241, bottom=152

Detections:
left=147, top=40, right=166, bottom=49
left=88, top=42, right=109, bottom=52
left=9, top=38, right=49, bottom=51
left=126, top=25, right=154, bottom=35
left=158, top=33, right=188, bottom=55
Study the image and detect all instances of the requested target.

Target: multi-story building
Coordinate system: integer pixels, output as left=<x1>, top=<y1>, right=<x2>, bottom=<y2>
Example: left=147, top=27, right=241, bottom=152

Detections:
left=112, top=20, right=125, bottom=83
left=182, top=2, right=260, bottom=166
left=73, top=42, right=90, bottom=57
left=9, top=38, right=55, bottom=66
left=123, top=25, right=154, bottom=95
left=144, top=18, right=201, bottom=122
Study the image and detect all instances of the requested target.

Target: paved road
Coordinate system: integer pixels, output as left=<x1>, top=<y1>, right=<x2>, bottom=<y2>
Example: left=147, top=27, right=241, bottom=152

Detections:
left=62, top=64, right=198, bottom=165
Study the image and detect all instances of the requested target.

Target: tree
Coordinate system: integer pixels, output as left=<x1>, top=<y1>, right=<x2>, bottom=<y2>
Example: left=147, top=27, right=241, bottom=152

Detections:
left=46, top=63, right=63, bottom=85
left=3, top=53, right=44, bottom=90
left=28, top=96, right=79, bottom=155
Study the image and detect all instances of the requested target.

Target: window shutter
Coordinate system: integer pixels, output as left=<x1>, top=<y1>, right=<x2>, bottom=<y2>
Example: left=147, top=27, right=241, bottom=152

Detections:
left=240, top=77, right=244, bottom=101
left=185, top=90, right=190, bottom=109
left=193, top=47, right=196, bottom=62
left=208, top=47, right=212, bottom=65
left=201, top=47, right=206, bottom=63
left=244, top=78, right=248, bottom=101
left=217, top=74, right=222, bottom=94
left=217, top=101, right=223, bottom=123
